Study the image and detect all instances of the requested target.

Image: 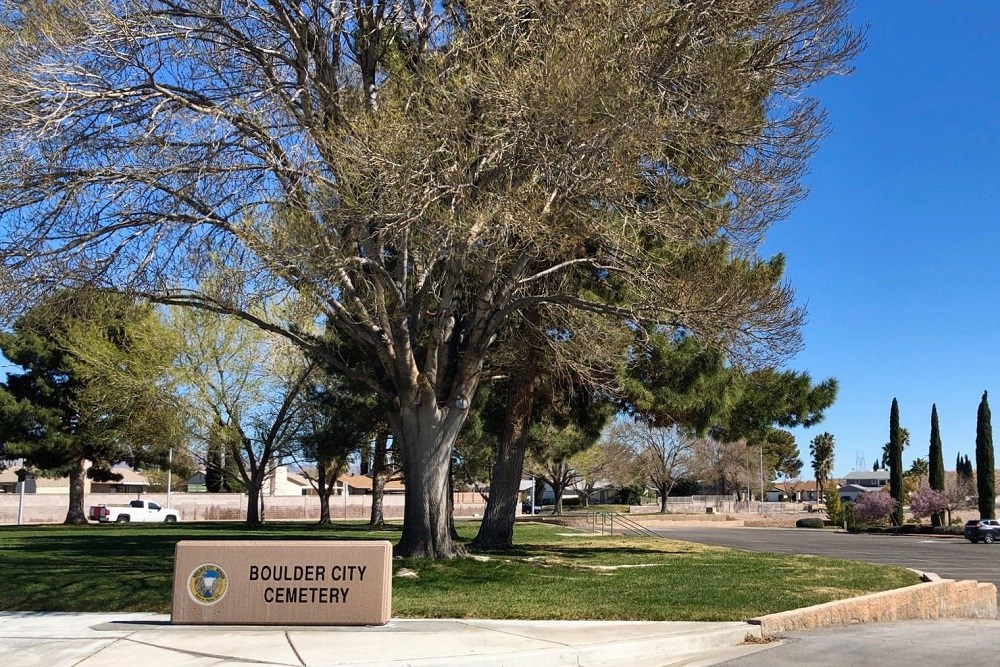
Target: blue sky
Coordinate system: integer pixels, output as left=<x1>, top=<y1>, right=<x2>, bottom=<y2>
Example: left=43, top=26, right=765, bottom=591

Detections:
left=2, top=4, right=996, bottom=479
left=766, top=3, right=1000, bottom=476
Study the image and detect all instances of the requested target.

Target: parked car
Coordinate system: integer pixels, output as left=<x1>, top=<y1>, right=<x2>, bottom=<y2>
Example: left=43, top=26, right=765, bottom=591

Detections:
left=964, top=519, right=1000, bottom=543
left=522, top=502, right=542, bottom=515
left=89, top=499, right=179, bottom=523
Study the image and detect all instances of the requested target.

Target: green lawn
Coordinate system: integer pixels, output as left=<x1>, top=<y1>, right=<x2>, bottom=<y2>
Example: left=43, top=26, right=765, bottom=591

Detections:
left=0, top=521, right=920, bottom=621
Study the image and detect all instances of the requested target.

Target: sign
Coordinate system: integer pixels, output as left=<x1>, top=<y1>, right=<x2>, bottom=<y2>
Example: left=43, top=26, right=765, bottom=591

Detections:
left=171, top=540, right=392, bottom=625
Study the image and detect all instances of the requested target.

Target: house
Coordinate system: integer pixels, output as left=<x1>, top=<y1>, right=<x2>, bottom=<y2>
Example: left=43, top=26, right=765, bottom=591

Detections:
left=0, top=468, right=24, bottom=493
left=335, top=474, right=405, bottom=495
left=182, top=466, right=325, bottom=496
left=0, top=465, right=148, bottom=494
left=839, top=469, right=889, bottom=501
left=766, top=482, right=824, bottom=502
left=267, top=466, right=312, bottom=496
left=844, top=469, right=890, bottom=488
left=89, top=468, right=150, bottom=494
left=181, top=470, right=208, bottom=493
left=573, top=479, right=617, bottom=504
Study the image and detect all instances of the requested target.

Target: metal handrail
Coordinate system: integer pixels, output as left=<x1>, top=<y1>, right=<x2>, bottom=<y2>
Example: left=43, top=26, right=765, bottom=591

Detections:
left=585, top=510, right=663, bottom=539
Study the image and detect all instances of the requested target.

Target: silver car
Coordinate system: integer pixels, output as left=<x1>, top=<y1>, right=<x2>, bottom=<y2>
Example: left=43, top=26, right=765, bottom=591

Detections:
left=964, top=519, right=1000, bottom=543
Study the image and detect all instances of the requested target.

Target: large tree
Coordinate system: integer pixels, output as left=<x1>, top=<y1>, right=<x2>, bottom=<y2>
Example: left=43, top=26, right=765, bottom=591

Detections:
left=613, top=422, right=695, bottom=513
left=928, top=404, right=945, bottom=526
left=622, top=333, right=835, bottom=482
left=0, top=290, right=183, bottom=523
left=888, top=398, right=904, bottom=525
left=172, top=308, right=317, bottom=527
left=763, top=428, right=803, bottom=483
left=0, top=1, right=862, bottom=557
left=976, top=391, right=995, bottom=520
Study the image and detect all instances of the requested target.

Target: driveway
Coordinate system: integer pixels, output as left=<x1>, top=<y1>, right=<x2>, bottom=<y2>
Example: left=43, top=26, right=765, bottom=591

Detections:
left=652, top=526, right=1000, bottom=597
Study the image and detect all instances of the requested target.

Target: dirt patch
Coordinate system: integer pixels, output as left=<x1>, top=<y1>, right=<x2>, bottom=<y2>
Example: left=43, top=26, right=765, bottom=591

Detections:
left=743, top=516, right=802, bottom=528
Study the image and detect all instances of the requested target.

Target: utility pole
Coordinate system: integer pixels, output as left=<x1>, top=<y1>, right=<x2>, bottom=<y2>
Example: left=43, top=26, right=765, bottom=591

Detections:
left=16, top=468, right=26, bottom=526
left=759, top=445, right=764, bottom=514
left=530, top=475, right=536, bottom=514
left=166, top=448, right=173, bottom=510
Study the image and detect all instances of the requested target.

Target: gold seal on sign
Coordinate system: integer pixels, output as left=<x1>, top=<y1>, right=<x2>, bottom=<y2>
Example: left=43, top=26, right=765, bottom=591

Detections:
left=188, top=563, right=228, bottom=605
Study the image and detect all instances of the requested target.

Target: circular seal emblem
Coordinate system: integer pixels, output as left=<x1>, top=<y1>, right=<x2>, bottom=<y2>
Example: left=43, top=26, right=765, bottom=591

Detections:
left=188, top=563, right=228, bottom=605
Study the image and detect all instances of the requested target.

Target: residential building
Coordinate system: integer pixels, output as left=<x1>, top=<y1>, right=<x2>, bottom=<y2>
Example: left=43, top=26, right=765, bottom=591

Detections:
left=839, top=469, right=889, bottom=502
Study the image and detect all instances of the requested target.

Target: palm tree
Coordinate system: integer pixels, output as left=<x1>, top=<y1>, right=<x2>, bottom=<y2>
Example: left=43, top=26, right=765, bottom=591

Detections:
left=810, top=432, right=836, bottom=502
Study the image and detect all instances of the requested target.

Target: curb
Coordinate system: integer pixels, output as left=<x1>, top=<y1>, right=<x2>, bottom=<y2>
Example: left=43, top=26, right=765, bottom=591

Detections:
left=748, top=576, right=998, bottom=634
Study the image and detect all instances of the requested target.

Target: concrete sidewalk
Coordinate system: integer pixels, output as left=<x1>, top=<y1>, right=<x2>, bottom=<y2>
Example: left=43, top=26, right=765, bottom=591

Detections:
left=1, top=612, right=771, bottom=667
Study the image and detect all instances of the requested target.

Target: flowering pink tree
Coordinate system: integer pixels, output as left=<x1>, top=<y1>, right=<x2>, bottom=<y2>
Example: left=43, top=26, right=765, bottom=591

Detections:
left=909, top=486, right=948, bottom=522
left=853, top=490, right=900, bottom=525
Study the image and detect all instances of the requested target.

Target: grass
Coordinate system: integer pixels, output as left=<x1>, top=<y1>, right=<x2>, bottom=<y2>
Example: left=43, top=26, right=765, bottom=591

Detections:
left=0, top=521, right=920, bottom=621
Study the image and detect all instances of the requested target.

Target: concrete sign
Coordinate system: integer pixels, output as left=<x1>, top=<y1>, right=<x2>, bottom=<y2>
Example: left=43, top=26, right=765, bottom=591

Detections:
left=171, top=540, right=392, bottom=625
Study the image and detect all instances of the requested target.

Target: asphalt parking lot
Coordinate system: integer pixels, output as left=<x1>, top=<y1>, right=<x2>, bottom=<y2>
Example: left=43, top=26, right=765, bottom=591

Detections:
left=654, top=526, right=1000, bottom=598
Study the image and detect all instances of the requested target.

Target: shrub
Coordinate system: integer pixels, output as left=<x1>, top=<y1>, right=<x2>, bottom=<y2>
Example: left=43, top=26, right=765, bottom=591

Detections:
left=853, top=490, right=899, bottom=525
left=616, top=484, right=645, bottom=505
left=796, top=517, right=825, bottom=529
left=825, top=488, right=843, bottom=524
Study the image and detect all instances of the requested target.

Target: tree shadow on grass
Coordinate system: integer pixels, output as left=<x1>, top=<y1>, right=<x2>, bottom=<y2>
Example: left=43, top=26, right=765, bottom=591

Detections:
left=473, top=543, right=695, bottom=560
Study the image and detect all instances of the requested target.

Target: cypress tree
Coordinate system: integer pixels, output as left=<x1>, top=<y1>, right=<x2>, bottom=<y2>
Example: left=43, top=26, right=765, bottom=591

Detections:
left=929, top=404, right=945, bottom=526
left=962, top=454, right=975, bottom=481
left=889, top=398, right=904, bottom=525
left=976, top=391, right=995, bottom=520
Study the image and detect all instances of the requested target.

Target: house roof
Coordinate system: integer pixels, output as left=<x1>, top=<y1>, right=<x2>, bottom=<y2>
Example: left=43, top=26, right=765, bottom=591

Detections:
left=845, top=469, right=890, bottom=481
left=0, top=465, right=147, bottom=486
left=839, top=483, right=878, bottom=492
left=772, top=482, right=813, bottom=492
left=284, top=471, right=311, bottom=487
left=109, top=468, right=150, bottom=485
left=337, top=474, right=405, bottom=492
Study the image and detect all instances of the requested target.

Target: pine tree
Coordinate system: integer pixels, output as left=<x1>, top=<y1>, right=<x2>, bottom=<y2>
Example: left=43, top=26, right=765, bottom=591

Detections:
left=976, top=391, right=996, bottom=519
left=929, top=404, right=945, bottom=526
left=0, top=290, right=182, bottom=523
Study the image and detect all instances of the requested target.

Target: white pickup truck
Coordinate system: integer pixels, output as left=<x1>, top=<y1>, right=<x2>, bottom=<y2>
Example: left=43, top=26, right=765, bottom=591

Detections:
left=89, top=499, right=180, bottom=523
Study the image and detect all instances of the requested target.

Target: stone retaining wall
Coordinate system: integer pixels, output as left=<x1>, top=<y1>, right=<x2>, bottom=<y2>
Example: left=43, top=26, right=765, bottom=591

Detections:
left=750, top=577, right=998, bottom=634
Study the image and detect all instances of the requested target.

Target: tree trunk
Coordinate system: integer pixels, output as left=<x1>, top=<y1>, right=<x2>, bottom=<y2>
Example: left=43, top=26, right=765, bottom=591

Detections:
left=554, top=485, right=564, bottom=515
left=369, top=425, right=390, bottom=528
left=319, top=489, right=331, bottom=525
left=317, top=462, right=331, bottom=525
left=471, top=327, right=539, bottom=550
left=392, top=400, right=468, bottom=559
left=246, top=477, right=264, bottom=527
left=659, top=484, right=669, bottom=513
left=448, top=457, right=460, bottom=540
left=470, top=415, right=532, bottom=549
left=472, top=460, right=525, bottom=549
left=64, top=456, right=88, bottom=525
